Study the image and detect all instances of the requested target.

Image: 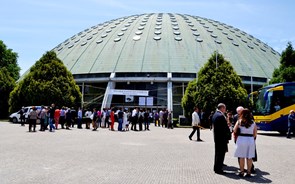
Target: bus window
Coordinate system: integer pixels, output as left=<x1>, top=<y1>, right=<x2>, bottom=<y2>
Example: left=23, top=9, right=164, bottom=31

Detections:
left=284, top=85, right=295, bottom=106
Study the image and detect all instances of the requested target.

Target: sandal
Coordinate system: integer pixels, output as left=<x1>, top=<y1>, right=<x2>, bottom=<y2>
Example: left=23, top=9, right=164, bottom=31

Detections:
left=238, top=171, right=244, bottom=177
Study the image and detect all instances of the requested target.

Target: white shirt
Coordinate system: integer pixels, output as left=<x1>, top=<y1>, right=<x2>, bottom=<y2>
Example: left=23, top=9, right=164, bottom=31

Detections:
left=192, top=111, right=200, bottom=126
left=132, top=109, right=137, bottom=117
left=85, top=111, right=92, bottom=118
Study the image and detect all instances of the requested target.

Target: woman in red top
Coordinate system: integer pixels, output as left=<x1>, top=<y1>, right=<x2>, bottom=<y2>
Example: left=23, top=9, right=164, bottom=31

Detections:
left=110, top=109, right=115, bottom=131
left=54, top=107, right=61, bottom=129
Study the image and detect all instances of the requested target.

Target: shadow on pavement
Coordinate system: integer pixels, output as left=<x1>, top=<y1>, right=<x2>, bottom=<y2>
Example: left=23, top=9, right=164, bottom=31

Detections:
left=222, top=166, right=272, bottom=183
left=258, top=131, right=286, bottom=137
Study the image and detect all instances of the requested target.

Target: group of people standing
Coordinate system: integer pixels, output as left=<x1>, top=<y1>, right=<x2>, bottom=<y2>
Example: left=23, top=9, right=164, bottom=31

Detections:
left=24, top=104, right=173, bottom=133
left=26, top=104, right=80, bottom=132
left=188, top=103, right=258, bottom=177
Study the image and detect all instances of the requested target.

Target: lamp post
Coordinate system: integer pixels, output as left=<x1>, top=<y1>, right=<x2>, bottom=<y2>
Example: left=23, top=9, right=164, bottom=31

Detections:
left=216, top=50, right=218, bottom=69
left=194, top=64, right=200, bottom=91
left=249, top=65, right=253, bottom=102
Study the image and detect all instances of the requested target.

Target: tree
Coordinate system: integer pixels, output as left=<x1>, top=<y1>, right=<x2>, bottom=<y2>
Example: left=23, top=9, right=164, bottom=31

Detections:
left=270, top=42, right=295, bottom=83
left=9, top=51, right=81, bottom=113
left=0, top=40, right=20, bottom=81
left=0, top=68, right=15, bottom=118
left=182, top=52, right=248, bottom=118
left=181, top=79, right=197, bottom=118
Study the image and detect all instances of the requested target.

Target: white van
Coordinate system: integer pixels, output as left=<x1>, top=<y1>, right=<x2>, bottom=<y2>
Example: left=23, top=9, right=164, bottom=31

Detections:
left=9, top=106, right=42, bottom=123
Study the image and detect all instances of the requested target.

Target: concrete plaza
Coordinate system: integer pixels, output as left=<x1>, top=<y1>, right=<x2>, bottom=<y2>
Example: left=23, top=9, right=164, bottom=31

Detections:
left=0, top=121, right=294, bottom=184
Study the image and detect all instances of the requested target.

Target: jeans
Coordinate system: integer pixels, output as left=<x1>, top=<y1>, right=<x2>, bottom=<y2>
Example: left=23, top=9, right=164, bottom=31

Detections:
left=118, top=118, right=123, bottom=131
left=287, top=126, right=294, bottom=138
left=144, top=121, right=149, bottom=130
left=49, top=118, right=56, bottom=131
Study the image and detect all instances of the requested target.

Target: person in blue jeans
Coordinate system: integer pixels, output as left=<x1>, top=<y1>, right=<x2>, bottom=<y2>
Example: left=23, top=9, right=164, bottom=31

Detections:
left=117, top=108, right=124, bottom=131
left=48, top=104, right=56, bottom=132
left=287, top=110, right=295, bottom=139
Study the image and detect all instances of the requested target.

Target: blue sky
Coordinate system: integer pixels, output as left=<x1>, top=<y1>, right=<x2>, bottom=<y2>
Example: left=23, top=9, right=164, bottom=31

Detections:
left=1, top=0, right=294, bottom=74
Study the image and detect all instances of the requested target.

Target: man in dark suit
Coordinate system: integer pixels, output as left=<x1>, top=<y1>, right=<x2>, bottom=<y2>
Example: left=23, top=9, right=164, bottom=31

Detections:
left=212, top=103, right=231, bottom=174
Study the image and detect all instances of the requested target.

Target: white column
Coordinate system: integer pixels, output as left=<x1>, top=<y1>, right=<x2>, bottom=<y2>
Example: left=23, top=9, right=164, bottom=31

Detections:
left=167, top=73, right=173, bottom=113
left=101, top=73, right=116, bottom=109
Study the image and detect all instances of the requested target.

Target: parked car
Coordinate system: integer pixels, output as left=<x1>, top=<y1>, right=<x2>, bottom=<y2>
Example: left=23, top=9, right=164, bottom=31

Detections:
left=9, top=106, right=42, bottom=123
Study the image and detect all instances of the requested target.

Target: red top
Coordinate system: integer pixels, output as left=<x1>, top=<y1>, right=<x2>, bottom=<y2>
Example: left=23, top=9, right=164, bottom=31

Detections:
left=110, top=111, right=115, bottom=122
left=54, top=109, right=61, bottom=118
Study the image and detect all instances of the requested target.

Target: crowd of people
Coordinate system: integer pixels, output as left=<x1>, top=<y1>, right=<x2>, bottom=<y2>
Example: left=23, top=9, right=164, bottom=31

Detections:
left=24, top=104, right=174, bottom=133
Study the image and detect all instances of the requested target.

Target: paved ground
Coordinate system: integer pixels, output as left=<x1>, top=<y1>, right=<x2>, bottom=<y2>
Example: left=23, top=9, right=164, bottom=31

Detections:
left=0, top=121, right=294, bottom=184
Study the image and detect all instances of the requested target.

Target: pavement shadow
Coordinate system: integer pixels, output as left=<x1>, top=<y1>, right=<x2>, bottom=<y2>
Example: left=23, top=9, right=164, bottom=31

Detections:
left=222, top=166, right=272, bottom=183
left=258, top=132, right=286, bottom=137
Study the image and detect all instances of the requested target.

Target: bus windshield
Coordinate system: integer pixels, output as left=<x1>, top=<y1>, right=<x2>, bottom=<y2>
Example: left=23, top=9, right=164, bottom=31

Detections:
left=252, top=88, right=271, bottom=115
left=252, top=83, right=295, bottom=115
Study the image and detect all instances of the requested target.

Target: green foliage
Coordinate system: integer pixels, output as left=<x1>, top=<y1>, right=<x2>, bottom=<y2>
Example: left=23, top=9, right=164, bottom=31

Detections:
left=181, top=79, right=197, bottom=117
left=182, top=52, right=248, bottom=116
left=0, top=68, right=15, bottom=118
left=0, top=40, right=20, bottom=81
left=9, top=51, right=81, bottom=113
left=270, top=42, right=295, bottom=83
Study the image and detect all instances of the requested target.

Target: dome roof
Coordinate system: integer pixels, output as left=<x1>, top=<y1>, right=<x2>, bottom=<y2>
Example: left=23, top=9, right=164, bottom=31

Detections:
left=53, top=13, right=280, bottom=79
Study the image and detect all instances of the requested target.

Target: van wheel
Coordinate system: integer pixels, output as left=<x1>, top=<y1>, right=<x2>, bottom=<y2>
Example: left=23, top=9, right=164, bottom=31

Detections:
left=12, top=117, right=18, bottom=124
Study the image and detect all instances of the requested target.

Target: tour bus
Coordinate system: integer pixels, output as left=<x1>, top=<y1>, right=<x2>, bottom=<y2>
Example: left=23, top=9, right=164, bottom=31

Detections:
left=251, top=82, right=295, bottom=134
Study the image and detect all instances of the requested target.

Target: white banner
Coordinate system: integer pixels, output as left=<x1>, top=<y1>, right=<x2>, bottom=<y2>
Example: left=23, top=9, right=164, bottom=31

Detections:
left=109, top=89, right=149, bottom=96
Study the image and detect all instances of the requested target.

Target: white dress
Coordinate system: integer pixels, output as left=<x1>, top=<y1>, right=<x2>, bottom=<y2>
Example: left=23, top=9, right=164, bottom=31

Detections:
left=234, top=123, right=256, bottom=159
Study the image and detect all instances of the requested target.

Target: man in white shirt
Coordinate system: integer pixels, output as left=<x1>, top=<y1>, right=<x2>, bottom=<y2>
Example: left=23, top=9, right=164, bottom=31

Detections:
left=189, top=106, right=202, bottom=141
left=131, top=107, right=138, bottom=131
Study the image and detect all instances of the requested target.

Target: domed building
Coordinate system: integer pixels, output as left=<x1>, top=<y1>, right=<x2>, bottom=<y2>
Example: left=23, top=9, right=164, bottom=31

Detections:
left=53, top=13, right=280, bottom=116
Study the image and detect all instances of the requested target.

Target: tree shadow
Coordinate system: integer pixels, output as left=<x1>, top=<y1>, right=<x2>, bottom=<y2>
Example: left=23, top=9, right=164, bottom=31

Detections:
left=222, top=166, right=272, bottom=183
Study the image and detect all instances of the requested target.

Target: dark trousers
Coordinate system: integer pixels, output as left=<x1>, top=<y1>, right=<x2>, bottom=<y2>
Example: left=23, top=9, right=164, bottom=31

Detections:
left=189, top=126, right=200, bottom=140
left=71, top=118, right=76, bottom=127
left=118, top=118, right=123, bottom=131
left=59, top=116, right=65, bottom=128
left=287, top=126, right=294, bottom=138
left=144, top=121, right=149, bottom=130
left=29, top=119, right=36, bottom=132
left=40, top=119, right=45, bottom=131
left=20, top=116, right=25, bottom=126
left=105, top=116, right=110, bottom=128
left=131, top=117, right=137, bottom=130
left=139, top=121, right=143, bottom=131
left=214, top=144, right=226, bottom=172
left=77, top=117, right=82, bottom=128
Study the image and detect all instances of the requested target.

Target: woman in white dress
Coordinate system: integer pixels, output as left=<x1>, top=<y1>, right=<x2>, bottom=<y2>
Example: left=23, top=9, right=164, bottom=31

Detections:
left=233, top=108, right=257, bottom=177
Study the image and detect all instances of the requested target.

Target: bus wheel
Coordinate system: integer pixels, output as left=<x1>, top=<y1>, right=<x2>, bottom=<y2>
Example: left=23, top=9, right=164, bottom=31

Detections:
left=279, top=131, right=286, bottom=135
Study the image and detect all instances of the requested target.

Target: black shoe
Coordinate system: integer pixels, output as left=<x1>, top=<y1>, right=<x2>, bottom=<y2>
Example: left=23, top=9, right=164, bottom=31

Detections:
left=238, top=171, right=245, bottom=177
left=215, top=170, right=226, bottom=175
left=245, top=173, right=251, bottom=177
left=222, top=164, right=227, bottom=167
left=197, top=139, right=203, bottom=142
left=287, top=136, right=291, bottom=139
left=189, top=136, right=192, bottom=141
